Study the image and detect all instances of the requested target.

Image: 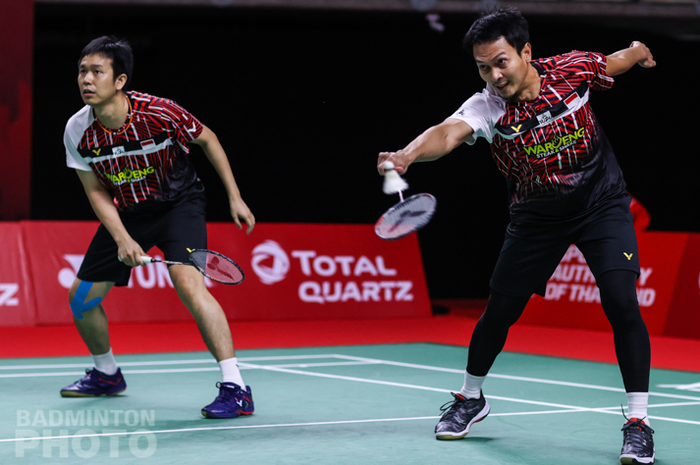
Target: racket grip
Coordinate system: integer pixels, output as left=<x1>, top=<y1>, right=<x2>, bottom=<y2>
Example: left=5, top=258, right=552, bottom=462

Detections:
left=140, top=256, right=154, bottom=264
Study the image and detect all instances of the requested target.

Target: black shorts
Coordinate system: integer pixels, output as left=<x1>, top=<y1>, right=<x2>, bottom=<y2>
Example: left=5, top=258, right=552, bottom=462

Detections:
left=490, top=193, right=640, bottom=297
left=77, top=194, right=208, bottom=286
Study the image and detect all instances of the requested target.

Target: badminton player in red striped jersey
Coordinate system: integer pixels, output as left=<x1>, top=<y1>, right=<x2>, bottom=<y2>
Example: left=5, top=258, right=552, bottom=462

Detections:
left=377, top=8, right=656, bottom=464
left=62, top=36, right=255, bottom=419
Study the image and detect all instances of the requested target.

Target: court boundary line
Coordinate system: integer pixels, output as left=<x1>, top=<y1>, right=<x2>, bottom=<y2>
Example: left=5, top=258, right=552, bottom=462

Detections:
left=2, top=353, right=700, bottom=401
left=4, top=403, right=700, bottom=445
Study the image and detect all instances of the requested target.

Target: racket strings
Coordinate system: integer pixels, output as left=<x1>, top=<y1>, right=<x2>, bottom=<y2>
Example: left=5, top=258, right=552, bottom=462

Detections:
left=190, top=251, right=244, bottom=284
left=375, top=194, right=436, bottom=240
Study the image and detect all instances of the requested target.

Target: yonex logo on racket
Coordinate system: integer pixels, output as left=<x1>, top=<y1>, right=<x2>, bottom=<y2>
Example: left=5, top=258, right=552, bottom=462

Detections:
left=387, top=209, right=430, bottom=234
left=375, top=193, right=436, bottom=240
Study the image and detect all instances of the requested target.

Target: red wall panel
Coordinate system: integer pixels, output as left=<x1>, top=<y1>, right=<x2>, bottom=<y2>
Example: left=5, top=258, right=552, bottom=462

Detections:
left=664, top=234, right=700, bottom=339
left=0, top=223, right=35, bottom=325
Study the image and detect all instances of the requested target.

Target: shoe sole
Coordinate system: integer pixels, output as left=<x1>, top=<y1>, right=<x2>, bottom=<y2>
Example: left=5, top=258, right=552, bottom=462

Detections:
left=201, top=410, right=254, bottom=419
left=435, top=401, right=490, bottom=440
left=60, top=387, right=127, bottom=398
left=620, top=454, right=655, bottom=464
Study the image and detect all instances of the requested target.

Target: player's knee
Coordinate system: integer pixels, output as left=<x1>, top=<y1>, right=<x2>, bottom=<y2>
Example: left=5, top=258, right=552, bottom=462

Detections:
left=69, top=280, right=103, bottom=320
left=171, top=268, right=205, bottom=293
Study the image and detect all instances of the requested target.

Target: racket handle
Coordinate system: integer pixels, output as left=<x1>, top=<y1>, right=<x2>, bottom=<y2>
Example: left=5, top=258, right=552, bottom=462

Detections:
left=140, top=255, right=154, bottom=264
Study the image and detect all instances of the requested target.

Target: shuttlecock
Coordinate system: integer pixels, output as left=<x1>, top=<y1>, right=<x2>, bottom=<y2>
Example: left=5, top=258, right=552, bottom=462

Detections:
left=382, top=161, right=409, bottom=195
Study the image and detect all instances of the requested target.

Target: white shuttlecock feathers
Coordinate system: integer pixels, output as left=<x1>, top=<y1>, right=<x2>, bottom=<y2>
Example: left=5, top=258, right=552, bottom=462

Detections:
left=382, top=161, right=409, bottom=195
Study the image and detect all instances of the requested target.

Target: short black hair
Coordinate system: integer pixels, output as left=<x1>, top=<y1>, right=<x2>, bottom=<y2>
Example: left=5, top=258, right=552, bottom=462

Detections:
left=463, top=7, right=530, bottom=57
left=79, top=36, right=134, bottom=89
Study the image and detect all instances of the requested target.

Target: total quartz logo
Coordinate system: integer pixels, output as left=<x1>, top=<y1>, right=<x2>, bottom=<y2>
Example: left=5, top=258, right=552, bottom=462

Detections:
left=250, top=240, right=414, bottom=304
left=251, top=241, right=290, bottom=284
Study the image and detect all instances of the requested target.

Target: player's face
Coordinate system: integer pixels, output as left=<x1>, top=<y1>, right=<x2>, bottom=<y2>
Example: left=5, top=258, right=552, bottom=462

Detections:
left=473, top=37, right=533, bottom=101
left=77, top=54, right=126, bottom=107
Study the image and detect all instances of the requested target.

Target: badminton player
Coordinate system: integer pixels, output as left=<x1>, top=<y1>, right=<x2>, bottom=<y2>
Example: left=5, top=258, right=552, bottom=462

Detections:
left=377, top=8, right=656, bottom=464
left=61, top=36, right=255, bottom=419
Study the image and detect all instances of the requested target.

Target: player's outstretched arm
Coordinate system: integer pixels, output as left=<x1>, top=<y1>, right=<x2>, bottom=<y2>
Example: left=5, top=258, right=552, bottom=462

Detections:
left=377, top=118, right=474, bottom=175
left=606, top=41, right=656, bottom=77
left=75, top=169, right=146, bottom=267
left=192, top=125, right=255, bottom=234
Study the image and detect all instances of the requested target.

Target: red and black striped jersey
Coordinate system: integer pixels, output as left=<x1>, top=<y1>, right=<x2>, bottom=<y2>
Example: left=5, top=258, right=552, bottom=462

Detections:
left=450, top=51, right=627, bottom=220
left=64, top=91, right=205, bottom=212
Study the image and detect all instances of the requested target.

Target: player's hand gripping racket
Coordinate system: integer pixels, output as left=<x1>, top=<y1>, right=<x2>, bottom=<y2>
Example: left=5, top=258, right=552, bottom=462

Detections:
left=139, top=249, right=245, bottom=285
left=375, top=161, right=436, bottom=240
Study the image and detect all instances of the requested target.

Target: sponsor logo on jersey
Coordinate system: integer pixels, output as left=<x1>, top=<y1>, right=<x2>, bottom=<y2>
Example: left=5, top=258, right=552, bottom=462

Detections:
left=523, top=127, right=586, bottom=159
left=536, top=111, right=555, bottom=126
left=104, top=165, right=155, bottom=185
left=112, top=146, right=127, bottom=156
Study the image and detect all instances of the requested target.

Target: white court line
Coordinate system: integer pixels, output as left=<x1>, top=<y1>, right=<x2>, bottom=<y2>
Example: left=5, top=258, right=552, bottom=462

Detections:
left=0, top=354, right=339, bottom=371
left=0, top=361, right=378, bottom=379
left=1, top=416, right=440, bottom=443
left=3, top=353, right=700, bottom=407
left=239, top=362, right=691, bottom=418
left=333, top=354, right=700, bottom=402
left=3, top=353, right=700, bottom=402
left=0, top=359, right=217, bottom=370
left=3, top=353, right=700, bottom=401
left=4, top=407, right=700, bottom=445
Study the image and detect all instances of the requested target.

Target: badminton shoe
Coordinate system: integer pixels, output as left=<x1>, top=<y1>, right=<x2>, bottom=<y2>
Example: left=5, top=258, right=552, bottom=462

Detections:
left=60, top=368, right=127, bottom=397
left=435, top=391, right=490, bottom=440
left=620, top=416, right=655, bottom=464
left=201, top=382, right=254, bottom=419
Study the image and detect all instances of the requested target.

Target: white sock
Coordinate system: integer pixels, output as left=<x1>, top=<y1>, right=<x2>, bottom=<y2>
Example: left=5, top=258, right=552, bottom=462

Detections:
left=92, top=348, right=118, bottom=376
left=626, top=392, right=650, bottom=426
left=219, top=357, right=245, bottom=387
left=459, top=372, right=486, bottom=399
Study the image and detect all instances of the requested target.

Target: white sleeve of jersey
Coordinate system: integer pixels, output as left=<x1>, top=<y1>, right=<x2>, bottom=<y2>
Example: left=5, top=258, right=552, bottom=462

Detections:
left=64, top=106, right=93, bottom=172
left=447, top=86, right=506, bottom=145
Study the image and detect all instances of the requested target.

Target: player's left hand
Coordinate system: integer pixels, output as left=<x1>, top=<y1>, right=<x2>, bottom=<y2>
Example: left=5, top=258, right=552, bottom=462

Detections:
left=230, top=198, right=255, bottom=234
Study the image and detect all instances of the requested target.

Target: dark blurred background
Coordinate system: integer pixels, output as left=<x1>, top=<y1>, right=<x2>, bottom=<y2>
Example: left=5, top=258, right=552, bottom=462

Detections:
left=31, top=2, right=699, bottom=300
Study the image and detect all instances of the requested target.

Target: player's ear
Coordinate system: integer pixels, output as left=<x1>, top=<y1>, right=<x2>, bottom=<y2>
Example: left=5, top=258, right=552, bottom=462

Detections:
left=115, top=73, right=128, bottom=91
left=522, top=43, right=532, bottom=62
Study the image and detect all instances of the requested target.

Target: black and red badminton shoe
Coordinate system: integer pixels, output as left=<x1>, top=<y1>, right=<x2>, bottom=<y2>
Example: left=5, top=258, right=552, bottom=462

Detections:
left=620, top=416, right=655, bottom=464
left=434, top=391, right=490, bottom=440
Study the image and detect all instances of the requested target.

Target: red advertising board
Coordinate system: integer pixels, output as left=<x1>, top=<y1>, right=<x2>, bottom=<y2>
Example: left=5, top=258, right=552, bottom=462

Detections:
left=522, top=232, right=690, bottom=336
left=16, top=221, right=431, bottom=325
left=664, top=234, right=700, bottom=339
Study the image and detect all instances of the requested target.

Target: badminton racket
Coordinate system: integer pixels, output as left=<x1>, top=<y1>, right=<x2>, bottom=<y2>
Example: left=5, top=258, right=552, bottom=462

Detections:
left=125, top=249, right=245, bottom=285
left=375, top=161, right=436, bottom=240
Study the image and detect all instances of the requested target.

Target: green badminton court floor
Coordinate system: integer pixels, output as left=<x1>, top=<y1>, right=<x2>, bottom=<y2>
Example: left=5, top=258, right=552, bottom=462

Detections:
left=1, top=343, right=698, bottom=464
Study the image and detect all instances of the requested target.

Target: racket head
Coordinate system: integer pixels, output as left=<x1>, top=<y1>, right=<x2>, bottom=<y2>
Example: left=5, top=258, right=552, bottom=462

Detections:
left=188, top=249, right=245, bottom=285
left=375, top=193, right=437, bottom=240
